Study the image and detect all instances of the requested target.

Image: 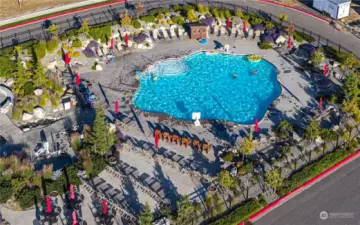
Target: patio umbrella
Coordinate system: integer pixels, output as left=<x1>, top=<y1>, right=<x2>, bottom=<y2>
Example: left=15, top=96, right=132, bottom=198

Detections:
left=75, top=73, right=80, bottom=86
left=72, top=211, right=78, bottom=225
left=319, top=97, right=323, bottom=113
left=115, top=100, right=119, bottom=114
left=102, top=200, right=107, bottom=215
left=155, top=132, right=159, bottom=148
left=226, top=18, right=231, bottom=29
left=255, top=119, right=259, bottom=133
left=110, top=38, right=114, bottom=49
left=243, top=20, right=247, bottom=33
left=323, top=64, right=328, bottom=76
left=125, top=33, right=129, bottom=46
left=46, top=196, right=52, bottom=213
left=287, top=36, right=291, bottom=49
left=65, top=53, right=70, bottom=65
left=70, top=184, right=75, bottom=200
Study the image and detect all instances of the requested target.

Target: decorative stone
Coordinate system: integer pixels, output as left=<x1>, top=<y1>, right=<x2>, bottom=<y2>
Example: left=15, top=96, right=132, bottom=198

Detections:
left=22, top=113, right=34, bottom=121
left=33, top=107, right=46, bottom=119
left=34, top=89, right=43, bottom=96
left=95, top=65, right=103, bottom=71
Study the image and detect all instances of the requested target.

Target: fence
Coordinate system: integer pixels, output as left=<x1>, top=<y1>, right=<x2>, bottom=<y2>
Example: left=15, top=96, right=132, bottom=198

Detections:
left=0, top=0, right=357, bottom=58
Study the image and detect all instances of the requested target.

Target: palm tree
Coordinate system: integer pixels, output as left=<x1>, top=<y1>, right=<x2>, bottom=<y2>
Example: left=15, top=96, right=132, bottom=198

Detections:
left=238, top=128, right=255, bottom=162
left=265, top=169, right=283, bottom=192
left=277, top=120, right=293, bottom=139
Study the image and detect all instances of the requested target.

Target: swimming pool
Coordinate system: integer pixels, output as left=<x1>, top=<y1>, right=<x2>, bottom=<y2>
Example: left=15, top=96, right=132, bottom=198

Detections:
left=133, top=52, right=281, bottom=124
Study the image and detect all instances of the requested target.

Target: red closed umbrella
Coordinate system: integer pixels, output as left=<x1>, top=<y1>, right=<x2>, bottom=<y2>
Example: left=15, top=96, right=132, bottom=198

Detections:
left=226, top=18, right=231, bottom=29
left=65, top=53, right=70, bottom=65
left=70, top=184, right=75, bottom=200
left=155, top=132, right=159, bottom=148
left=255, top=119, right=259, bottom=133
left=102, top=200, right=107, bottom=215
left=125, top=33, right=129, bottom=46
left=46, top=196, right=52, bottom=213
left=323, top=64, right=328, bottom=76
left=287, top=36, right=291, bottom=49
left=72, top=211, right=78, bottom=225
left=319, top=97, right=323, bottom=113
left=243, top=20, right=247, bottom=33
left=75, top=73, right=80, bottom=86
left=110, top=38, right=114, bottom=49
left=115, top=100, right=119, bottom=114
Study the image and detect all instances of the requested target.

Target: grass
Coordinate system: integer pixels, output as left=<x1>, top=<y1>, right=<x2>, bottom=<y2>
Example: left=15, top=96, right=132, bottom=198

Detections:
left=0, top=0, right=114, bottom=30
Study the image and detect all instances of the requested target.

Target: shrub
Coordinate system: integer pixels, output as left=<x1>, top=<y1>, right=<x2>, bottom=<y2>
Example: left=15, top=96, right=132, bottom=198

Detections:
left=222, top=152, right=234, bottom=162
left=61, top=43, right=68, bottom=50
left=168, top=19, right=174, bottom=25
left=172, top=16, right=185, bottom=25
left=0, top=177, right=13, bottom=204
left=34, top=41, right=47, bottom=59
left=235, top=9, right=243, bottom=18
left=182, top=4, right=194, bottom=12
left=44, top=165, right=80, bottom=195
left=264, top=21, right=275, bottom=30
left=72, top=38, right=82, bottom=48
left=23, top=103, right=34, bottom=114
left=161, top=20, right=167, bottom=26
left=210, top=199, right=262, bottom=225
left=73, top=51, right=81, bottom=57
left=148, top=8, right=169, bottom=16
left=57, top=50, right=63, bottom=57
left=225, top=9, right=232, bottom=18
left=140, top=15, right=156, bottom=23
left=12, top=107, right=23, bottom=120
left=16, top=187, right=41, bottom=209
left=196, top=3, right=205, bottom=14
left=172, top=4, right=182, bottom=12
left=38, top=94, right=49, bottom=108
left=259, top=42, right=272, bottom=50
left=293, top=32, right=304, bottom=43
left=311, top=47, right=325, bottom=65
left=205, top=13, right=212, bottom=19
left=132, top=19, right=142, bottom=29
left=46, top=39, right=59, bottom=53
left=219, top=10, right=225, bottom=19
left=258, top=194, right=268, bottom=207
left=211, top=8, right=219, bottom=18
left=23, top=82, right=35, bottom=96
left=239, top=163, right=253, bottom=175
left=89, top=25, right=111, bottom=43
left=0, top=56, right=16, bottom=78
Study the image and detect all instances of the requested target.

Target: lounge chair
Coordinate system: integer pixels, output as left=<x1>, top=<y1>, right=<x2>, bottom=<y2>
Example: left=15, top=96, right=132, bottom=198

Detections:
left=170, top=27, right=176, bottom=39
left=152, top=29, right=159, bottom=41
left=96, top=48, right=103, bottom=57
left=231, top=27, right=237, bottom=37
left=213, top=25, right=219, bottom=36
left=161, top=28, right=169, bottom=40
left=248, top=28, right=254, bottom=38
left=220, top=26, right=227, bottom=36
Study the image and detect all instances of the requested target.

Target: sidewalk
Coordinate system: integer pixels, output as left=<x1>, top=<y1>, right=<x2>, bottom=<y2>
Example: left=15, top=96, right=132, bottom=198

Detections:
left=0, top=0, right=107, bottom=26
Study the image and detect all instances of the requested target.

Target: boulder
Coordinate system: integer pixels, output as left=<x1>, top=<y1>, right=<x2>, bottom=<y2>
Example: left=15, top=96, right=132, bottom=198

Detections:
left=95, top=65, right=103, bottom=71
left=34, top=89, right=43, bottom=96
left=33, top=107, right=46, bottom=119
left=22, top=113, right=34, bottom=121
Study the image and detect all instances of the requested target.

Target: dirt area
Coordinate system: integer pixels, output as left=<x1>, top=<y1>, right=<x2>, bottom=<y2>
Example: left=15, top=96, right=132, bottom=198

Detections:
left=342, top=3, right=360, bottom=24
left=0, top=0, right=88, bottom=20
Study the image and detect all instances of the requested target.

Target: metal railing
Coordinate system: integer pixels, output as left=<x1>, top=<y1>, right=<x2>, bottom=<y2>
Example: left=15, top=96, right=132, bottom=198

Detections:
left=0, top=0, right=357, bottom=58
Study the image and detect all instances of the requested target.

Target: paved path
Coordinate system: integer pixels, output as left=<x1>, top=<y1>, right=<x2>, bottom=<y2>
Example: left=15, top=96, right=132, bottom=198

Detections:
left=255, top=156, right=360, bottom=225
left=0, top=0, right=359, bottom=57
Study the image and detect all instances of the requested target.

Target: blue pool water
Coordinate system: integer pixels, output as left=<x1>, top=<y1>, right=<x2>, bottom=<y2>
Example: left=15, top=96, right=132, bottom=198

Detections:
left=133, top=52, right=281, bottom=124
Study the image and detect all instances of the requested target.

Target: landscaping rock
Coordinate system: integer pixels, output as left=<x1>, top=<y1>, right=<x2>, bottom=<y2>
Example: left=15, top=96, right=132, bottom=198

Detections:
left=95, top=65, right=103, bottom=71
left=5, top=78, right=14, bottom=87
left=34, top=89, right=43, bottom=96
left=33, top=107, right=46, bottom=119
left=22, top=113, right=33, bottom=121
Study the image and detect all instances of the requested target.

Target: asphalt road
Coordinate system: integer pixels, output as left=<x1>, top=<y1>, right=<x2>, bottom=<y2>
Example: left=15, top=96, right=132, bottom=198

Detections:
left=0, top=0, right=359, bottom=57
left=255, top=155, right=360, bottom=225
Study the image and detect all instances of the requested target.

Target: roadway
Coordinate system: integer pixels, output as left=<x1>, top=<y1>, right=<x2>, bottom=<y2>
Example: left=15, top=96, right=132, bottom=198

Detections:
left=0, top=0, right=359, bottom=57
left=255, top=156, right=360, bottom=225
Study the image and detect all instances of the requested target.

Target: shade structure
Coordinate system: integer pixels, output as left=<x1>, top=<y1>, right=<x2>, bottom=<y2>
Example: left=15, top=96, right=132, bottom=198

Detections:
left=155, top=132, right=159, bottom=148
left=75, top=73, right=80, bottom=86
left=70, top=184, right=75, bottom=200
left=110, top=38, right=114, bottom=49
left=102, top=200, right=107, bottom=215
left=255, top=119, right=259, bottom=133
left=319, top=97, right=323, bottom=113
left=115, top=100, right=119, bottom=114
left=323, top=64, right=328, bottom=76
left=65, top=53, right=70, bottom=65
left=226, top=18, right=231, bottom=29
left=287, top=36, right=291, bottom=49
left=243, top=20, right=247, bottom=33
left=125, top=33, right=129, bottom=46
left=46, top=196, right=52, bottom=213
left=72, top=211, right=78, bottom=225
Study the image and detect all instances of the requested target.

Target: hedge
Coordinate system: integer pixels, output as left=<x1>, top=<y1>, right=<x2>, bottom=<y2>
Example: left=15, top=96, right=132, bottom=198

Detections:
left=46, top=39, right=59, bottom=53
left=132, top=19, right=142, bottom=29
left=259, top=42, right=272, bottom=50
left=277, top=147, right=354, bottom=196
left=72, top=38, right=82, bottom=48
left=0, top=177, right=13, bottom=204
left=294, top=31, right=316, bottom=43
left=89, top=25, right=111, bottom=43
left=16, top=187, right=41, bottom=209
left=171, top=16, right=185, bottom=25
left=140, top=15, right=156, bottom=23
left=323, top=46, right=349, bottom=63
left=210, top=199, right=262, bottom=225
left=148, top=8, right=169, bottom=16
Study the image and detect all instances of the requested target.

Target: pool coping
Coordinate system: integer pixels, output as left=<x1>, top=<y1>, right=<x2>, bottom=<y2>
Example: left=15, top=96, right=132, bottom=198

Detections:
left=131, top=50, right=284, bottom=126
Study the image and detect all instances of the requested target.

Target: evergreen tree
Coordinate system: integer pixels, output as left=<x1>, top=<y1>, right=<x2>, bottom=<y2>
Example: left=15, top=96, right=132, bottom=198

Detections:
left=139, top=202, right=153, bottom=225
left=265, top=169, right=283, bottom=191
left=88, top=102, right=116, bottom=155
left=175, top=196, right=201, bottom=225
left=216, top=169, right=234, bottom=189
left=342, top=72, right=359, bottom=101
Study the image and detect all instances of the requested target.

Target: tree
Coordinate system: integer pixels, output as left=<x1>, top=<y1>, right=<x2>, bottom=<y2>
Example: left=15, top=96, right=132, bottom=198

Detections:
left=216, top=169, right=234, bottom=188
left=175, top=196, right=201, bottom=225
left=88, top=102, right=116, bottom=155
left=304, top=120, right=320, bottom=142
left=47, top=24, right=58, bottom=35
left=238, top=128, right=255, bottom=161
left=310, top=47, right=325, bottom=65
left=342, top=72, right=359, bottom=101
left=277, top=120, right=293, bottom=138
left=277, top=14, right=288, bottom=24
left=139, top=202, right=153, bottom=225
left=265, top=169, right=283, bottom=191
left=343, top=53, right=358, bottom=69
left=319, top=128, right=337, bottom=143
left=79, top=21, right=90, bottom=35
left=196, top=3, right=205, bottom=14
left=120, top=10, right=132, bottom=27
left=16, top=187, right=41, bottom=209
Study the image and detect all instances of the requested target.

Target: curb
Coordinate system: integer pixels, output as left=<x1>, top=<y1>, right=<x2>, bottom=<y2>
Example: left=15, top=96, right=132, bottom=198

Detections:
left=257, top=0, right=329, bottom=23
left=0, top=0, right=125, bottom=32
left=244, top=149, right=360, bottom=223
